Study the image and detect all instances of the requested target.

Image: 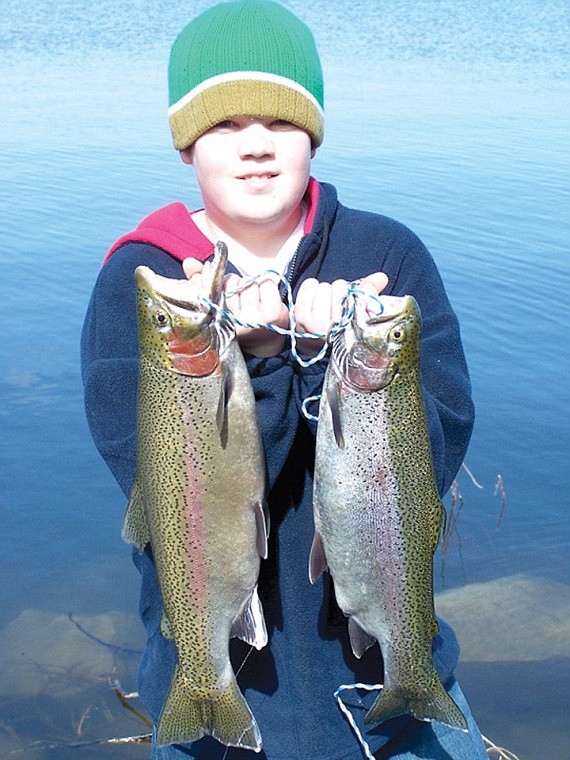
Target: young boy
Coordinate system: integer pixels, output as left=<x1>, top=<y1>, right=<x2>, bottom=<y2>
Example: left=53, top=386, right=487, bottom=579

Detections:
left=81, top=1, right=488, bottom=757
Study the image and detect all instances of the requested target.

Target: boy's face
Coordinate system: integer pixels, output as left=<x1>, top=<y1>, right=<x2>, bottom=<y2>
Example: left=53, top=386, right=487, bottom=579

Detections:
left=181, top=117, right=315, bottom=240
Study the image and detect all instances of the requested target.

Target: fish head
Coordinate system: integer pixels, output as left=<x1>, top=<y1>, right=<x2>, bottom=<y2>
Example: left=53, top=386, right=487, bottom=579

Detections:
left=134, top=242, right=232, bottom=377
left=335, top=293, right=421, bottom=392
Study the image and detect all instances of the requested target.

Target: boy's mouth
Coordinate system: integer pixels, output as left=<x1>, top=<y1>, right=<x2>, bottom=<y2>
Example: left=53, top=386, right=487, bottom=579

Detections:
left=239, top=172, right=278, bottom=184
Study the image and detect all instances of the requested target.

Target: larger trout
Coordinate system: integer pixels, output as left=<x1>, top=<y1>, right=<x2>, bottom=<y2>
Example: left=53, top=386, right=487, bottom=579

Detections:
left=310, top=292, right=467, bottom=731
left=122, top=242, right=269, bottom=751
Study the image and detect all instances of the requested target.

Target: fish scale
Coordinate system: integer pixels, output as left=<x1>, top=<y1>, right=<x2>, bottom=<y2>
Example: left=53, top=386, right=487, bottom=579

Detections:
left=311, top=292, right=468, bottom=731
left=122, top=243, right=269, bottom=752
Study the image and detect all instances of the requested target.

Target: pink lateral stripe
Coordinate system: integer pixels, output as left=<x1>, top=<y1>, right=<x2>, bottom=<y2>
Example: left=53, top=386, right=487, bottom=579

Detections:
left=179, top=391, right=209, bottom=617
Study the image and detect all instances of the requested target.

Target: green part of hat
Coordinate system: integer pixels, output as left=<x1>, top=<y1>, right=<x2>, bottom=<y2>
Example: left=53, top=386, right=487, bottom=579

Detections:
left=168, top=0, right=324, bottom=149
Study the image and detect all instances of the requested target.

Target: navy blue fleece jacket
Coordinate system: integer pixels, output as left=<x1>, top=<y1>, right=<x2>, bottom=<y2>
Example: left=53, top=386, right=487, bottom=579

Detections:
left=81, top=179, right=474, bottom=759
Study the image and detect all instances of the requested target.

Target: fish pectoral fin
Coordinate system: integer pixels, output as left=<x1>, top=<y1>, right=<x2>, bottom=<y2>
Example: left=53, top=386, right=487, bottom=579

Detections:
left=121, top=481, right=150, bottom=552
left=255, top=499, right=270, bottom=559
left=308, top=532, right=328, bottom=584
left=160, top=611, right=174, bottom=639
left=327, top=377, right=345, bottom=448
left=348, top=617, right=377, bottom=658
left=216, top=367, right=230, bottom=444
left=231, top=587, right=268, bottom=650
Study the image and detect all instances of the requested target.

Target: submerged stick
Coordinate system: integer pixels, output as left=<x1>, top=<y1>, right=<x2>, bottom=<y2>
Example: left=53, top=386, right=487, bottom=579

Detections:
left=111, top=680, right=153, bottom=727
left=67, top=613, right=142, bottom=657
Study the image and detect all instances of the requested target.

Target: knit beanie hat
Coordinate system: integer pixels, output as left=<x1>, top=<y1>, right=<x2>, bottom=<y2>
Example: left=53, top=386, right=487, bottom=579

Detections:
left=168, top=0, right=324, bottom=150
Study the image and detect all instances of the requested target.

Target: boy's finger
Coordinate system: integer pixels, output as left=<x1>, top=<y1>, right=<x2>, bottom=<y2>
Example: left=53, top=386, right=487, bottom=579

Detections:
left=331, top=279, right=350, bottom=323
left=182, top=257, right=204, bottom=279
left=311, top=282, right=332, bottom=324
left=361, top=271, right=389, bottom=294
left=258, top=279, right=288, bottom=325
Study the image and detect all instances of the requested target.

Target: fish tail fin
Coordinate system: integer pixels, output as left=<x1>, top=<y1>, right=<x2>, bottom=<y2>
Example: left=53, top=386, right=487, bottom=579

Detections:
left=365, top=679, right=468, bottom=731
left=156, top=668, right=262, bottom=752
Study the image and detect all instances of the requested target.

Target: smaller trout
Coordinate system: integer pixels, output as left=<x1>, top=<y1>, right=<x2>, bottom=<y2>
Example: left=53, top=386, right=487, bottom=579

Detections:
left=311, top=292, right=467, bottom=731
left=123, top=243, right=269, bottom=752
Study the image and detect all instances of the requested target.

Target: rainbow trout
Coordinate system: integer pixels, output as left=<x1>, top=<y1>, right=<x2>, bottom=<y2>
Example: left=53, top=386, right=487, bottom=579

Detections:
left=122, top=242, right=269, bottom=751
left=310, top=292, right=467, bottom=731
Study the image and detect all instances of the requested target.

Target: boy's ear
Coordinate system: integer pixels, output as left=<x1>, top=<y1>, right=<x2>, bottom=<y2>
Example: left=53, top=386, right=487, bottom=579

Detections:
left=311, top=147, right=317, bottom=159
left=180, top=148, right=194, bottom=165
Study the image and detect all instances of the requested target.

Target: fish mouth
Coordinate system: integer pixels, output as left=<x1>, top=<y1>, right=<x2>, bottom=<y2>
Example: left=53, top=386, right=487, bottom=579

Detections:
left=135, top=271, right=216, bottom=314
left=135, top=267, right=205, bottom=308
left=135, top=241, right=228, bottom=308
left=353, top=294, right=413, bottom=327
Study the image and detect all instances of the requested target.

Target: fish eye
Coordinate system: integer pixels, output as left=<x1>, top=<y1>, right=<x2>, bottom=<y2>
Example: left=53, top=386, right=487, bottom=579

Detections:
left=389, top=324, right=406, bottom=343
left=153, top=309, right=171, bottom=330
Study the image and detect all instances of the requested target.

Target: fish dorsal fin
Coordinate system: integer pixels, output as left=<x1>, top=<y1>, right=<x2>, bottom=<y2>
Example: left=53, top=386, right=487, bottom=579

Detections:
left=437, top=500, right=447, bottom=550
left=348, top=617, right=377, bottom=659
left=230, top=586, right=268, bottom=650
left=327, top=376, right=345, bottom=449
left=255, top=499, right=270, bottom=560
left=308, top=531, right=328, bottom=584
left=121, top=481, right=150, bottom=552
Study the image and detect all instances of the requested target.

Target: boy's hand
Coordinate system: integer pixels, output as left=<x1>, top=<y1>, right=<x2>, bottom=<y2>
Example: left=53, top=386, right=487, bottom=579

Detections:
left=183, top=259, right=389, bottom=359
left=294, top=272, right=389, bottom=356
left=183, top=258, right=289, bottom=357
left=224, top=273, right=290, bottom=357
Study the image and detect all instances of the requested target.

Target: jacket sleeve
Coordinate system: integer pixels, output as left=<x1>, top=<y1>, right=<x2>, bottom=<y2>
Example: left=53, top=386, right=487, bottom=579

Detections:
left=294, top=208, right=474, bottom=497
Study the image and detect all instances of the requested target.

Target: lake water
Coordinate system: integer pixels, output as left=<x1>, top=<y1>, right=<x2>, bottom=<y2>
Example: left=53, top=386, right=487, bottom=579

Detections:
left=1, top=0, right=569, bottom=757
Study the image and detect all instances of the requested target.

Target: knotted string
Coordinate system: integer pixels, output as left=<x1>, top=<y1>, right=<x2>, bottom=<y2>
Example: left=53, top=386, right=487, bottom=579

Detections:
left=199, top=269, right=384, bottom=420
left=334, top=683, right=384, bottom=760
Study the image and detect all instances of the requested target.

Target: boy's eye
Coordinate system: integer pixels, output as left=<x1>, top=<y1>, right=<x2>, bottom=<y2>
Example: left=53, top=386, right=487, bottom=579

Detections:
left=207, top=120, right=240, bottom=133
left=270, top=119, right=295, bottom=129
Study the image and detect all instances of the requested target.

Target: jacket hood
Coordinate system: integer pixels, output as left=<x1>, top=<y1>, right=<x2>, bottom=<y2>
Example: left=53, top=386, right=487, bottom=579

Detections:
left=102, top=201, right=213, bottom=265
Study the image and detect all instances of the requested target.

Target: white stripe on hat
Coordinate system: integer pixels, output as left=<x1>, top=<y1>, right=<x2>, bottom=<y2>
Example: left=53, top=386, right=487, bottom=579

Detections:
left=168, top=70, right=324, bottom=117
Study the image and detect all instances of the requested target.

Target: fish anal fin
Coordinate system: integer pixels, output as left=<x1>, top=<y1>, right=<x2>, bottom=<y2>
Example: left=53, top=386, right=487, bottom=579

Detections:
left=156, top=667, right=262, bottom=751
left=121, top=481, right=150, bottom=552
left=348, top=617, right=377, bottom=659
left=230, top=587, right=268, bottom=650
left=309, top=532, right=328, bottom=584
left=436, top=500, right=447, bottom=549
left=255, top=499, right=270, bottom=559
left=327, top=377, right=345, bottom=448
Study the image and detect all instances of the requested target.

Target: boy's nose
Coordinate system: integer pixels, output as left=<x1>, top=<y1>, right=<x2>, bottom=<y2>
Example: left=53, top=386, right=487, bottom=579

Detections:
left=238, top=123, right=275, bottom=158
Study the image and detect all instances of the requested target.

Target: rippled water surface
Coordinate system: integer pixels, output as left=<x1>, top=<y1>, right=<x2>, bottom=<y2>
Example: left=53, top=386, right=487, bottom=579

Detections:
left=1, top=1, right=569, bottom=757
